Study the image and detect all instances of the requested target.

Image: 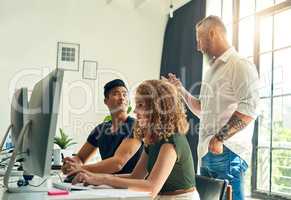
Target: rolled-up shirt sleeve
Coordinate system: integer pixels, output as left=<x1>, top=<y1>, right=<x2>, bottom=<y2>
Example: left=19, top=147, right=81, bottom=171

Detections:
left=231, top=59, right=260, bottom=118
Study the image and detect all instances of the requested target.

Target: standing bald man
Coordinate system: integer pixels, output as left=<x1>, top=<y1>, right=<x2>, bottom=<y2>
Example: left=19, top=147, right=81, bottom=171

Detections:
left=164, top=15, right=259, bottom=200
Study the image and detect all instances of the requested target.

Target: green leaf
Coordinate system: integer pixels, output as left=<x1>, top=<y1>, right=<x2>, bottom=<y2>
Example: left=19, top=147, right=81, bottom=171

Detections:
left=66, top=142, right=77, bottom=149
left=54, top=128, right=76, bottom=149
left=127, top=105, right=132, bottom=114
left=103, top=115, right=112, bottom=122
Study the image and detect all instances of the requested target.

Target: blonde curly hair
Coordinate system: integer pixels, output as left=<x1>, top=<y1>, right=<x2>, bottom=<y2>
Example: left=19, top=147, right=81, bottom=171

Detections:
left=133, top=80, right=189, bottom=144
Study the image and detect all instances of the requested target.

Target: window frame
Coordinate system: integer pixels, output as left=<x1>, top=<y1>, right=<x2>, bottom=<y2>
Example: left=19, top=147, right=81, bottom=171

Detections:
left=251, top=1, right=291, bottom=199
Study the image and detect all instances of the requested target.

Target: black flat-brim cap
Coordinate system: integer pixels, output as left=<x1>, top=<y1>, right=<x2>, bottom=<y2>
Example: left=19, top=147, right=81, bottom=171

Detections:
left=104, top=79, right=128, bottom=97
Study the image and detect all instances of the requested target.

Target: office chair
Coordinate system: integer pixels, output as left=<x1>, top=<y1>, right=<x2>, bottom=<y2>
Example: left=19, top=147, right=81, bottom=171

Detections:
left=195, top=175, right=230, bottom=200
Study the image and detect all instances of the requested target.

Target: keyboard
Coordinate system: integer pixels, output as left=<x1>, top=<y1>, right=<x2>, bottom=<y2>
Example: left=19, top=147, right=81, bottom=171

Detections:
left=52, top=182, right=114, bottom=191
left=52, top=182, right=91, bottom=191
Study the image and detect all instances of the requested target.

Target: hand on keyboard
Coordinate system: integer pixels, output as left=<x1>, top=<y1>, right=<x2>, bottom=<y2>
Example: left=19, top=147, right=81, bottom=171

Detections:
left=64, top=175, right=75, bottom=183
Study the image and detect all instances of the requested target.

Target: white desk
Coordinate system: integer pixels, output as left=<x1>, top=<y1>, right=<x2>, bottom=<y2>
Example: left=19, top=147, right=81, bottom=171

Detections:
left=0, top=175, right=151, bottom=200
left=0, top=189, right=150, bottom=200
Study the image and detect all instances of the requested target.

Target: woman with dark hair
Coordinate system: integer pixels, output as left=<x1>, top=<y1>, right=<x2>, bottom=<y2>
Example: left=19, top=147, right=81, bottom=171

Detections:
left=69, top=80, right=199, bottom=200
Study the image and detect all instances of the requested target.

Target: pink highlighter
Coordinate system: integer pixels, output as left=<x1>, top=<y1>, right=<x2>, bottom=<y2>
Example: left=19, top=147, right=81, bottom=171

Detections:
left=48, top=189, right=69, bottom=196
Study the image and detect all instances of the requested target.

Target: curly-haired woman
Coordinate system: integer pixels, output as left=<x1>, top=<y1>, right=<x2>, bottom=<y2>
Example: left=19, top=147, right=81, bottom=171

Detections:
left=70, top=80, right=200, bottom=200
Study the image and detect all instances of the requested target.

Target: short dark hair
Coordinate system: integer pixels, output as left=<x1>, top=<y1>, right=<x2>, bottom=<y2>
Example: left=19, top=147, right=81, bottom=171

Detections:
left=104, top=79, right=128, bottom=98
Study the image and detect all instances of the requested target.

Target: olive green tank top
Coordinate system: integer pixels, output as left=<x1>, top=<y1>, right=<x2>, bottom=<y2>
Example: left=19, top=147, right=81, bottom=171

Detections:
left=144, top=133, right=196, bottom=193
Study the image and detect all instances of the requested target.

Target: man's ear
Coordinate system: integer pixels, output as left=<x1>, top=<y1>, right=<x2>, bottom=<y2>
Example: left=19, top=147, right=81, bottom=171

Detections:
left=104, top=97, right=108, bottom=106
left=209, top=29, right=215, bottom=40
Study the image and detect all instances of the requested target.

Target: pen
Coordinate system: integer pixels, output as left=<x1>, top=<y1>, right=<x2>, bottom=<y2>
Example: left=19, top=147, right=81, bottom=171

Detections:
left=61, top=153, right=64, bottom=162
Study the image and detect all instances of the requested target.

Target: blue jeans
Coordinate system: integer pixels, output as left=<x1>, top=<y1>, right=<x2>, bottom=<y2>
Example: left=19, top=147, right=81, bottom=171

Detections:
left=200, top=146, right=248, bottom=200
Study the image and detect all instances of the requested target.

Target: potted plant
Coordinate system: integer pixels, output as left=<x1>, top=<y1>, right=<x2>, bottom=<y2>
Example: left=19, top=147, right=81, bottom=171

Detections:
left=54, top=128, right=76, bottom=149
left=53, top=128, right=76, bottom=165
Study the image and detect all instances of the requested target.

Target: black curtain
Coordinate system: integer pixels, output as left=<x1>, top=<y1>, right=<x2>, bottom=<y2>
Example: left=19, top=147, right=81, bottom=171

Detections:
left=160, top=0, right=206, bottom=172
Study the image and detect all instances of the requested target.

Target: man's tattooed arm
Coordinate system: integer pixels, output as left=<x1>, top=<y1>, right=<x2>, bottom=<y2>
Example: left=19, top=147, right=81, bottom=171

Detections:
left=215, top=111, right=254, bottom=141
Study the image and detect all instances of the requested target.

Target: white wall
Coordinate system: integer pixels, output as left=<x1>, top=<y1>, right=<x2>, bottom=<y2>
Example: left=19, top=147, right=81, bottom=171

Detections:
left=0, top=0, right=167, bottom=152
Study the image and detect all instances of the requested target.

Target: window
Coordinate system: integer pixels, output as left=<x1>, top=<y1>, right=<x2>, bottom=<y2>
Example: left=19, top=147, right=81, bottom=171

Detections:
left=256, top=7, right=291, bottom=198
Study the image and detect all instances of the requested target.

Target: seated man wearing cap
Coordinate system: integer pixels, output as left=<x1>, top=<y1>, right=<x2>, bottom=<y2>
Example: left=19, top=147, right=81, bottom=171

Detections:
left=62, top=79, right=143, bottom=176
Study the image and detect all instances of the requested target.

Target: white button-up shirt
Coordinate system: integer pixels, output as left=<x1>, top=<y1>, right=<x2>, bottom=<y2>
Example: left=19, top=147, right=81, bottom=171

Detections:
left=198, top=47, right=260, bottom=164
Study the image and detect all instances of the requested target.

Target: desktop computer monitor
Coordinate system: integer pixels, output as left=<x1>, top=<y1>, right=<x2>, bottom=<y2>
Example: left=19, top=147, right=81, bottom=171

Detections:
left=0, top=88, right=28, bottom=151
left=4, top=68, right=64, bottom=192
left=22, top=68, right=64, bottom=177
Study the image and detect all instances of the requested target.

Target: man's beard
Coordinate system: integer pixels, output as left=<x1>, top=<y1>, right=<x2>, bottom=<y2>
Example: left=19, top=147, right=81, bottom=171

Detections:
left=203, top=54, right=212, bottom=63
left=111, top=104, right=128, bottom=114
left=202, top=42, right=214, bottom=64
